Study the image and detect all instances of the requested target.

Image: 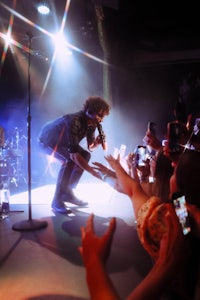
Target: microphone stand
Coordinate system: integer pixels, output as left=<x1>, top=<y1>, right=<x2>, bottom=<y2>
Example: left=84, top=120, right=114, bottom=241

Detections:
left=12, top=32, right=48, bottom=231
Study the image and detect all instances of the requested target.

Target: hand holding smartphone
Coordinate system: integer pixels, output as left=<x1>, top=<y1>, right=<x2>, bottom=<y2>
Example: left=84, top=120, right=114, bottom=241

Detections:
left=172, top=193, right=191, bottom=235
left=135, top=145, right=147, bottom=167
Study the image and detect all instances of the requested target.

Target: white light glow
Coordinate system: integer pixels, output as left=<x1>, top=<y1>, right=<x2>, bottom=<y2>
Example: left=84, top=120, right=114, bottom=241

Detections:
left=52, top=31, right=72, bottom=59
left=9, top=182, right=135, bottom=223
left=4, top=32, right=13, bottom=46
left=37, top=4, right=50, bottom=15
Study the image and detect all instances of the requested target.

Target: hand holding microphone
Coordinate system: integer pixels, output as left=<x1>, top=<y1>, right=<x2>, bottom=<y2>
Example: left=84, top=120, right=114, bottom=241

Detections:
left=97, top=122, right=107, bottom=150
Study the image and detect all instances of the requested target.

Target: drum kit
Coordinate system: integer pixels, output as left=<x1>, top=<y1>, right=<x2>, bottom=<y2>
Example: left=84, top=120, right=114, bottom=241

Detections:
left=0, top=127, right=27, bottom=189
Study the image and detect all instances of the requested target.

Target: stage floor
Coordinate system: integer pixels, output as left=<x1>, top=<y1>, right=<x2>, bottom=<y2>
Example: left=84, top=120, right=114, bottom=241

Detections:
left=0, top=182, right=153, bottom=300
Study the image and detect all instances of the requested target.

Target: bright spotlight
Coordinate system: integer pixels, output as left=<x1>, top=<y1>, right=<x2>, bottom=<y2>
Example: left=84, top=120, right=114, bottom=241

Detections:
left=52, top=31, right=72, bottom=58
left=4, top=32, right=13, bottom=46
left=37, top=2, right=50, bottom=15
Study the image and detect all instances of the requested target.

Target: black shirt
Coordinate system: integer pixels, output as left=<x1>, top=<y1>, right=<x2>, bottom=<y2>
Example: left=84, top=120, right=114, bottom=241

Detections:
left=38, top=111, right=96, bottom=153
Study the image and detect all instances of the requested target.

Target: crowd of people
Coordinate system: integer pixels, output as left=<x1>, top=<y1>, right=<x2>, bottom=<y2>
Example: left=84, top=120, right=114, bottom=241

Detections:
left=38, top=95, right=200, bottom=299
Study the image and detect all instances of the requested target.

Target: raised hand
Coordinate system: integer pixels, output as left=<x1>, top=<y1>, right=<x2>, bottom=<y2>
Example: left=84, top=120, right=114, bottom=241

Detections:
left=105, top=154, right=121, bottom=171
left=157, top=205, right=189, bottom=270
left=92, top=161, right=116, bottom=178
left=79, top=214, right=116, bottom=265
left=143, top=130, right=162, bottom=151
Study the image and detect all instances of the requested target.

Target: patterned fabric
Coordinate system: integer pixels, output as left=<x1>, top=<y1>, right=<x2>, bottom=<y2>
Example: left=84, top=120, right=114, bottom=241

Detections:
left=137, top=196, right=172, bottom=260
left=38, top=111, right=96, bottom=154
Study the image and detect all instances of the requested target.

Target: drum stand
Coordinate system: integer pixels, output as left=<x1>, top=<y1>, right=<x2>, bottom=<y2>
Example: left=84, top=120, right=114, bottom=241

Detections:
left=12, top=32, right=47, bottom=231
left=0, top=170, right=24, bottom=220
left=0, top=181, right=24, bottom=221
left=10, top=154, right=27, bottom=188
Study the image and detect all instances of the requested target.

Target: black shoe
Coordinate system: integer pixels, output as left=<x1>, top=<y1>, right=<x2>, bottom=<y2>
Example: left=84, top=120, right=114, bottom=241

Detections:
left=66, top=197, right=88, bottom=207
left=60, top=191, right=88, bottom=207
left=51, top=202, right=72, bottom=214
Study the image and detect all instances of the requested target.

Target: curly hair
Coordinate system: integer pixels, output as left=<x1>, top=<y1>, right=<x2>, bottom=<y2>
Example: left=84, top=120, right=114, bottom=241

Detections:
left=83, top=96, right=110, bottom=116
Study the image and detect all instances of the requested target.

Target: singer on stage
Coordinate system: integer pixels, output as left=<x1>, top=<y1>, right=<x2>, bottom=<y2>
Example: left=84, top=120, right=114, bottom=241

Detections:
left=38, top=96, right=110, bottom=214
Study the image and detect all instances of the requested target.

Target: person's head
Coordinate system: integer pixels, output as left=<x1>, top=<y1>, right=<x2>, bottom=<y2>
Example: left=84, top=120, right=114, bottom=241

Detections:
left=174, top=149, right=200, bottom=207
left=186, top=113, right=200, bottom=150
left=163, top=121, right=188, bottom=164
left=83, top=96, right=110, bottom=123
left=152, top=150, right=174, bottom=202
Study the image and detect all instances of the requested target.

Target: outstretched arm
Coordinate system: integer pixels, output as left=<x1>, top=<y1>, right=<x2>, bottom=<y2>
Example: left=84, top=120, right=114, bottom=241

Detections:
left=80, top=208, right=188, bottom=300
left=70, top=152, right=101, bottom=179
left=105, top=154, right=149, bottom=217
left=79, top=214, right=120, bottom=300
left=92, top=161, right=127, bottom=193
left=92, top=161, right=117, bottom=179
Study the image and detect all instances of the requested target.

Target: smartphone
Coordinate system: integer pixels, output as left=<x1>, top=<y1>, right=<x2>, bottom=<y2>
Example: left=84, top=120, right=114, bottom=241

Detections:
left=194, top=118, right=200, bottom=135
left=173, top=194, right=191, bottom=235
left=167, top=121, right=182, bottom=153
left=135, top=145, right=147, bottom=167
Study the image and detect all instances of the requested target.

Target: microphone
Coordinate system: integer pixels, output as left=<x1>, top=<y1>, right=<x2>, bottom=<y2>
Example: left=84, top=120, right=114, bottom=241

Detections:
left=97, top=122, right=107, bottom=150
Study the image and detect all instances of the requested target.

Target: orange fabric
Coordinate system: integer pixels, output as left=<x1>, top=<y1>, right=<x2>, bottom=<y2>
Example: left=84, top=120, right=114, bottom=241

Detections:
left=137, top=196, right=173, bottom=260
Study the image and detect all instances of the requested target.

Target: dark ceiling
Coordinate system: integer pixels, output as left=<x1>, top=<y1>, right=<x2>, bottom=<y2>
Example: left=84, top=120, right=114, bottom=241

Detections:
left=0, top=1, right=199, bottom=108
left=0, top=0, right=200, bottom=68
